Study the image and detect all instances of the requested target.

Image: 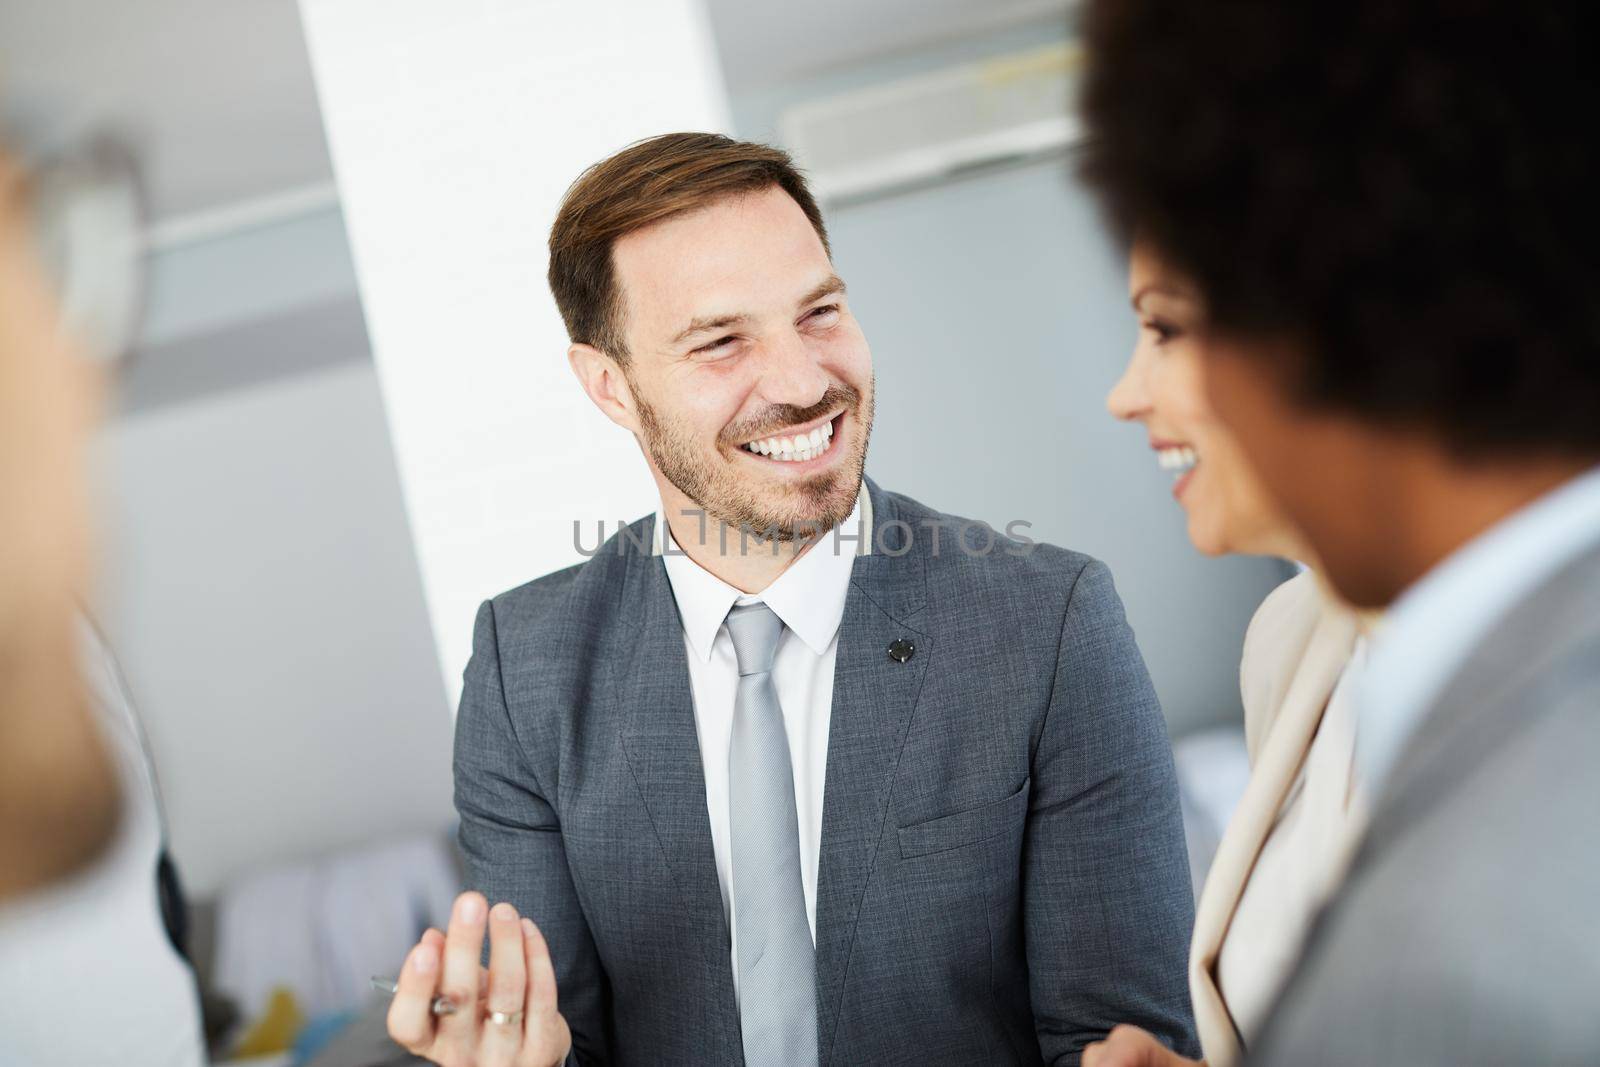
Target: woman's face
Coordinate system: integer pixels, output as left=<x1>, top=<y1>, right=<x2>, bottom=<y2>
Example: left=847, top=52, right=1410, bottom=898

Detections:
left=1106, top=242, right=1296, bottom=558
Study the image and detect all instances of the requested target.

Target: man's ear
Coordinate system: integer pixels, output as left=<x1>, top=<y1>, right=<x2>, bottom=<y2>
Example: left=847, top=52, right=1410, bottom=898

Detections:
left=567, top=342, right=640, bottom=434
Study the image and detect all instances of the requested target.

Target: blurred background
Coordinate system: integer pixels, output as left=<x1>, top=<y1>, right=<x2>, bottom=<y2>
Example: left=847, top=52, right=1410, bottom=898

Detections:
left=1, top=1, right=1284, bottom=1062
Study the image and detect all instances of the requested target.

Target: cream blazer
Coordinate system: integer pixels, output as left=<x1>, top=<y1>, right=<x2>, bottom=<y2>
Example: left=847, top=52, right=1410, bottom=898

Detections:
left=1189, top=571, right=1362, bottom=1067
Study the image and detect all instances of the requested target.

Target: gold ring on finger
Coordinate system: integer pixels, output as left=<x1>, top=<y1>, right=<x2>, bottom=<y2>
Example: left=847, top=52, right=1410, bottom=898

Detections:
left=488, top=1009, right=524, bottom=1027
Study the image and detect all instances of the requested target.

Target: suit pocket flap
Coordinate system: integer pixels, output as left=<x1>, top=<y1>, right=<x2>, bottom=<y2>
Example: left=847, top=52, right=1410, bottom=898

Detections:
left=897, top=777, right=1031, bottom=859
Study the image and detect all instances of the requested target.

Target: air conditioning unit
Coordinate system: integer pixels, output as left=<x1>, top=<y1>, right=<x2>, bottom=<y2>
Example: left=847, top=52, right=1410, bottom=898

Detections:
left=779, top=41, right=1082, bottom=204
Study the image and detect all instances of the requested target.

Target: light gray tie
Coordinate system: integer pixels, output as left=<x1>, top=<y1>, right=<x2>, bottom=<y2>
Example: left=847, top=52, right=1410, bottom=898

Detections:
left=725, top=601, right=819, bottom=1067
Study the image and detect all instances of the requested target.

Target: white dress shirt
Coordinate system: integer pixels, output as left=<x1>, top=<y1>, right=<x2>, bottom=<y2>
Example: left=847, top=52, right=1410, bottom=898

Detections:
left=0, top=619, right=206, bottom=1067
left=652, top=486, right=871, bottom=1002
left=1357, top=463, right=1600, bottom=791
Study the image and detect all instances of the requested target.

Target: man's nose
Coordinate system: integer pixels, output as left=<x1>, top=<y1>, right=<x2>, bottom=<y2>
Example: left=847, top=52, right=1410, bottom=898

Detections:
left=758, top=329, right=830, bottom=410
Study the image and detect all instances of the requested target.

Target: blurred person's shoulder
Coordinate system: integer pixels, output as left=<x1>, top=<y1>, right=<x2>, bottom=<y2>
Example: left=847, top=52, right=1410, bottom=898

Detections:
left=1259, top=556, right=1600, bottom=1063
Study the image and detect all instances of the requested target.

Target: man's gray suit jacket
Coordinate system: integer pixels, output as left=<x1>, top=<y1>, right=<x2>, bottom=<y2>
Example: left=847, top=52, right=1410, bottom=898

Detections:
left=452, top=478, right=1198, bottom=1065
left=1253, top=538, right=1600, bottom=1065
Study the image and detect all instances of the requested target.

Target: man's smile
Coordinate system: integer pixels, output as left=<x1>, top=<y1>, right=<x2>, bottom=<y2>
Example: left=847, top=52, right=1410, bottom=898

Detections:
left=736, top=410, right=846, bottom=467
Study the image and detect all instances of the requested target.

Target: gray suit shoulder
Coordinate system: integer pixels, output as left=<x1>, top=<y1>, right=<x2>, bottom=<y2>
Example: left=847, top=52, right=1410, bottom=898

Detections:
left=488, top=560, right=582, bottom=620
left=876, top=486, right=1110, bottom=618
left=482, top=515, right=650, bottom=638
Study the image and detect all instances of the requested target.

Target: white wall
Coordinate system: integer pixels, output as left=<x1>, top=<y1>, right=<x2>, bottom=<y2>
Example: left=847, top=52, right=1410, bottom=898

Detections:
left=96, top=358, right=453, bottom=896
left=299, top=0, right=733, bottom=708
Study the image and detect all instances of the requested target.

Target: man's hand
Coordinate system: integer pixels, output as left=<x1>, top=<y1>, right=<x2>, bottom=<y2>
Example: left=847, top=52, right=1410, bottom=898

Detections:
left=1083, top=1024, right=1205, bottom=1067
left=388, top=891, right=573, bottom=1067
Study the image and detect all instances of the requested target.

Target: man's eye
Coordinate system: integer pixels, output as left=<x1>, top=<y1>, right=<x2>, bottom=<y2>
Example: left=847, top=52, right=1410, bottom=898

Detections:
left=696, top=336, right=736, bottom=355
left=808, top=305, right=840, bottom=324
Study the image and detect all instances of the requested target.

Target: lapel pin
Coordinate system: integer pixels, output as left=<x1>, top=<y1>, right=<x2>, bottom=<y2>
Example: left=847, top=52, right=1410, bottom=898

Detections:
left=888, top=638, right=915, bottom=664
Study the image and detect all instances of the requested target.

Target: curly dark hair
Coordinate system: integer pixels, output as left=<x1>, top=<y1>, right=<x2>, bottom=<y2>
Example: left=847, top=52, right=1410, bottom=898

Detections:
left=1077, top=2, right=1598, bottom=458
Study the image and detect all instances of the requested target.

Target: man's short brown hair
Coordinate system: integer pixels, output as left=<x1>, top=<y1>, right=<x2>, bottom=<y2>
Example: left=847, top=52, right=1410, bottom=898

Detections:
left=547, top=132, right=830, bottom=364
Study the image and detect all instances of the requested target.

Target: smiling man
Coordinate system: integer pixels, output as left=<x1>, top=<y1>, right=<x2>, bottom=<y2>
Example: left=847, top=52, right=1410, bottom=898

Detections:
left=387, top=133, right=1197, bottom=1067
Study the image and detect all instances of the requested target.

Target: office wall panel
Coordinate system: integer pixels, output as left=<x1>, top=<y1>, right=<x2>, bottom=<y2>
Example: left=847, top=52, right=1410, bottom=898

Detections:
left=298, top=0, right=732, bottom=704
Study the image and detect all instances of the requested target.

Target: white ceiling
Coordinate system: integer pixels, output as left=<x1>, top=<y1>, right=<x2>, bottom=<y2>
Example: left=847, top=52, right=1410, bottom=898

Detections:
left=0, top=0, right=1071, bottom=227
left=1, top=0, right=333, bottom=224
left=702, top=0, right=1071, bottom=91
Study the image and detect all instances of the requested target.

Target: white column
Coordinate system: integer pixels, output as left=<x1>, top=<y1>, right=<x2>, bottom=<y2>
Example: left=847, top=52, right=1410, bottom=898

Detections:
left=297, top=0, right=731, bottom=705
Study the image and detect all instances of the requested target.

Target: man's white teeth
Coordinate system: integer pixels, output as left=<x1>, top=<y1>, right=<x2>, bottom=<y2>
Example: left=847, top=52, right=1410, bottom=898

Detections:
left=1158, top=446, right=1198, bottom=476
left=744, top=419, right=835, bottom=462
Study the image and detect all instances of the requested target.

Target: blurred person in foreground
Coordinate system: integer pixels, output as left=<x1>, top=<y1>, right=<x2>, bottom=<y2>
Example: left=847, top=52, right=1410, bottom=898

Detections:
left=387, top=132, right=1199, bottom=1067
left=1097, top=240, right=1375, bottom=1067
left=0, top=150, right=118, bottom=897
left=0, top=618, right=210, bottom=1067
left=0, top=145, right=207, bottom=1065
left=1078, top=2, right=1600, bottom=1065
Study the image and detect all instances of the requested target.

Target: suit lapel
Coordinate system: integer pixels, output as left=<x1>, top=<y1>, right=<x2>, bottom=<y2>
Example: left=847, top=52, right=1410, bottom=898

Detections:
left=615, top=530, right=742, bottom=1046
left=1188, top=604, right=1357, bottom=1058
left=814, top=482, right=933, bottom=1067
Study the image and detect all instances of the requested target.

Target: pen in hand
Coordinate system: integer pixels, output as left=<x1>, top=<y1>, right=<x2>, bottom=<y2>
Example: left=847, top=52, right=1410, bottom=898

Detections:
left=371, top=975, right=458, bottom=1016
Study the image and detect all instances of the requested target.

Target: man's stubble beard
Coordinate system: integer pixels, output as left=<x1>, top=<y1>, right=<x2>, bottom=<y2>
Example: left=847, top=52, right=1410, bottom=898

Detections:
left=633, top=378, right=873, bottom=543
